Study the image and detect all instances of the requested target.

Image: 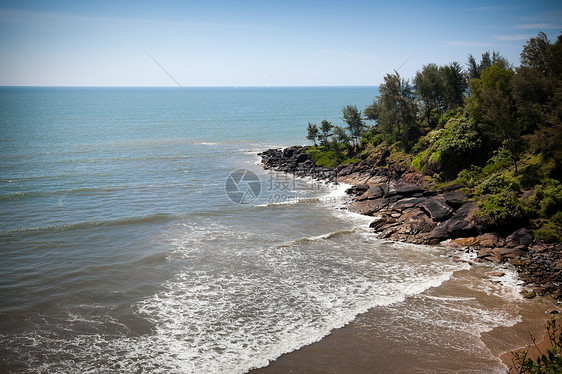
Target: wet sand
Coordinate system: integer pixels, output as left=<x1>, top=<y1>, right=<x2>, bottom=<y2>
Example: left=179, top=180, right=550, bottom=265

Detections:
left=252, top=264, right=558, bottom=374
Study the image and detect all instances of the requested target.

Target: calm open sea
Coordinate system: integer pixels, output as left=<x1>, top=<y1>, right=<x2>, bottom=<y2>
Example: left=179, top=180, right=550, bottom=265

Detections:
left=0, top=87, right=543, bottom=373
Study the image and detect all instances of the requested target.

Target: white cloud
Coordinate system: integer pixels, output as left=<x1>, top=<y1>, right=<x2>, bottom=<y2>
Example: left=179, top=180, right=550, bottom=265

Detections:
left=448, top=40, right=494, bottom=47
left=517, top=23, right=562, bottom=30
left=494, top=34, right=531, bottom=41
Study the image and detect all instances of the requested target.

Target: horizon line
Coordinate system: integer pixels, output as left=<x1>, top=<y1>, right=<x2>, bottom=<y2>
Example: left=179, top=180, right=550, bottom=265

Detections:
left=0, top=84, right=379, bottom=88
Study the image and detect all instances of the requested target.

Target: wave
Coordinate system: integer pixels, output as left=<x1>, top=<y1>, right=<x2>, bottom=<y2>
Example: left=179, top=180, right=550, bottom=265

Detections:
left=275, top=229, right=358, bottom=248
left=7, top=213, right=183, bottom=234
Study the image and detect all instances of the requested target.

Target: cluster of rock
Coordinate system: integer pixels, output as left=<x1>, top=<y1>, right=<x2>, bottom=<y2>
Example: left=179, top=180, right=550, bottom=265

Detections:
left=260, top=146, right=337, bottom=181
left=259, top=146, right=562, bottom=299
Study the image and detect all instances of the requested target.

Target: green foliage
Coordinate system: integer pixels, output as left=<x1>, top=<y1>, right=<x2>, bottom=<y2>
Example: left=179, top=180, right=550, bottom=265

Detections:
left=308, top=147, right=340, bottom=167
left=510, top=318, right=562, bottom=374
left=478, top=173, right=521, bottom=194
left=415, top=62, right=467, bottom=128
left=534, top=224, right=562, bottom=243
left=366, top=71, right=419, bottom=149
left=306, top=122, right=319, bottom=145
left=411, top=151, right=425, bottom=171
left=319, top=119, right=333, bottom=146
left=481, top=148, right=513, bottom=175
left=436, top=117, right=484, bottom=178
left=467, top=51, right=510, bottom=80
left=438, top=107, right=461, bottom=128
left=519, top=163, right=542, bottom=187
left=342, top=105, right=366, bottom=147
left=475, top=189, right=529, bottom=228
left=455, top=166, right=483, bottom=188
left=530, top=180, right=562, bottom=217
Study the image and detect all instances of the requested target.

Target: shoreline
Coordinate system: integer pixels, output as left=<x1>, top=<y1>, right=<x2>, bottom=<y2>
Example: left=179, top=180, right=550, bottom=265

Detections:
left=253, top=145, right=561, bottom=373
left=259, top=146, right=562, bottom=299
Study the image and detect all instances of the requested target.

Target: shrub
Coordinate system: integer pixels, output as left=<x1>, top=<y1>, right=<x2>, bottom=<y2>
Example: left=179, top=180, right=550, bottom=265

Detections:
left=437, top=119, right=485, bottom=178
left=530, top=180, right=562, bottom=218
left=455, top=166, right=483, bottom=188
left=476, top=189, right=529, bottom=228
left=481, top=148, right=512, bottom=176
left=478, top=173, right=521, bottom=194
left=520, top=163, right=542, bottom=187
left=510, top=318, right=562, bottom=373
left=534, top=224, right=562, bottom=243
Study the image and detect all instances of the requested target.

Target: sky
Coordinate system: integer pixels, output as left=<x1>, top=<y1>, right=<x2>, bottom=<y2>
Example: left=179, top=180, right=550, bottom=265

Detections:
left=0, top=0, right=561, bottom=86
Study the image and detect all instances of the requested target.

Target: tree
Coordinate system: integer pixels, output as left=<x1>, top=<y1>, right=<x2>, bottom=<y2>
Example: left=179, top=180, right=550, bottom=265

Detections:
left=319, top=119, right=333, bottom=146
left=467, top=64, right=515, bottom=122
left=342, top=105, right=366, bottom=148
left=481, top=87, right=524, bottom=171
left=520, top=31, right=551, bottom=75
left=306, top=122, right=319, bottom=146
left=442, top=62, right=467, bottom=109
left=415, top=63, right=445, bottom=127
left=332, top=125, right=350, bottom=144
left=467, top=51, right=510, bottom=80
left=514, top=33, right=562, bottom=172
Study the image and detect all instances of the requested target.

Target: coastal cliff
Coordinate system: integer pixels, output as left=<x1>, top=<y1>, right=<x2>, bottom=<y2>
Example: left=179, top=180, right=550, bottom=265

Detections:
left=260, top=146, right=562, bottom=299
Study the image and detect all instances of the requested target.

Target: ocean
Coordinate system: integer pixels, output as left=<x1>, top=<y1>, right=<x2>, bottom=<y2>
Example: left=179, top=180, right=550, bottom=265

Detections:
left=0, top=87, right=548, bottom=373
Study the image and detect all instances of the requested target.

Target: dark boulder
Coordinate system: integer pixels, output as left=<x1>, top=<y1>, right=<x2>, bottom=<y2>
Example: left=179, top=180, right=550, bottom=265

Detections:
left=348, top=199, right=390, bottom=216
left=419, top=196, right=453, bottom=222
left=506, top=228, right=533, bottom=248
left=442, top=191, right=465, bottom=209
left=428, top=202, right=478, bottom=240
left=391, top=197, right=426, bottom=212
left=357, top=184, right=385, bottom=200
left=388, top=181, right=425, bottom=197
left=295, top=153, right=309, bottom=163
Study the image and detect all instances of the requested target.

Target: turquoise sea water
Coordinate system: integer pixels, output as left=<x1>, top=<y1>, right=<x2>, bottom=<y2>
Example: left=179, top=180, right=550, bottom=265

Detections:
left=0, top=87, right=531, bottom=373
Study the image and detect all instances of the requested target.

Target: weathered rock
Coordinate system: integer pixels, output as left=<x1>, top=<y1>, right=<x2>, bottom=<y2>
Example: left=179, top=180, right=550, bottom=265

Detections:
left=346, top=184, right=368, bottom=196
left=369, top=216, right=396, bottom=231
left=338, top=164, right=355, bottom=176
left=295, top=153, right=309, bottom=163
left=391, top=197, right=426, bottom=212
left=476, top=232, right=503, bottom=248
left=348, top=199, right=390, bottom=216
left=506, top=228, right=533, bottom=248
left=477, top=248, right=496, bottom=259
left=388, top=181, right=425, bottom=197
left=419, top=196, right=453, bottom=221
left=357, top=184, right=385, bottom=200
left=444, top=237, right=479, bottom=248
left=428, top=203, right=478, bottom=240
left=442, top=191, right=465, bottom=208
left=520, top=290, right=537, bottom=299
left=440, top=183, right=464, bottom=192
left=495, top=247, right=525, bottom=260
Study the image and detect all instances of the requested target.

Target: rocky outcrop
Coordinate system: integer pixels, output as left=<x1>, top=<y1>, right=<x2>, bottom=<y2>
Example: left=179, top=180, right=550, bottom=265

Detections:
left=259, top=147, right=562, bottom=299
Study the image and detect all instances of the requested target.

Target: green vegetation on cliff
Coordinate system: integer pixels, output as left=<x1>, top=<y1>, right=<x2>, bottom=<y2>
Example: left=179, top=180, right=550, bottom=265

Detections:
left=304, top=32, right=562, bottom=240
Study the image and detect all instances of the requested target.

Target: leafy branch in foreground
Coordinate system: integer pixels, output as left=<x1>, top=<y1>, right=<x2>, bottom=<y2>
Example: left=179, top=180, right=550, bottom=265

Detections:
left=510, top=318, right=562, bottom=374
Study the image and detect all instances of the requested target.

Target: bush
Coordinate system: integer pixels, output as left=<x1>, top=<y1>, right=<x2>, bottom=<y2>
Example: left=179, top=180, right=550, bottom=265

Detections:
left=481, top=148, right=512, bottom=176
left=510, top=318, right=562, bottom=373
left=455, top=166, right=483, bottom=188
left=529, top=180, right=562, bottom=218
left=534, top=224, right=562, bottom=243
left=520, top=163, right=542, bottom=187
left=437, top=119, right=485, bottom=178
left=478, top=173, right=521, bottom=194
left=476, top=189, right=529, bottom=228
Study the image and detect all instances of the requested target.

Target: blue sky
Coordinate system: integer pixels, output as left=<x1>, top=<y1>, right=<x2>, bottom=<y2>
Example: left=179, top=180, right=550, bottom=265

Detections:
left=0, top=0, right=560, bottom=86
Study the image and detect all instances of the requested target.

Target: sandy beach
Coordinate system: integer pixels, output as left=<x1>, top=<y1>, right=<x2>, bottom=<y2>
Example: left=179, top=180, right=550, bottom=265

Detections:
left=252, top=264, right=559, bottom=374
